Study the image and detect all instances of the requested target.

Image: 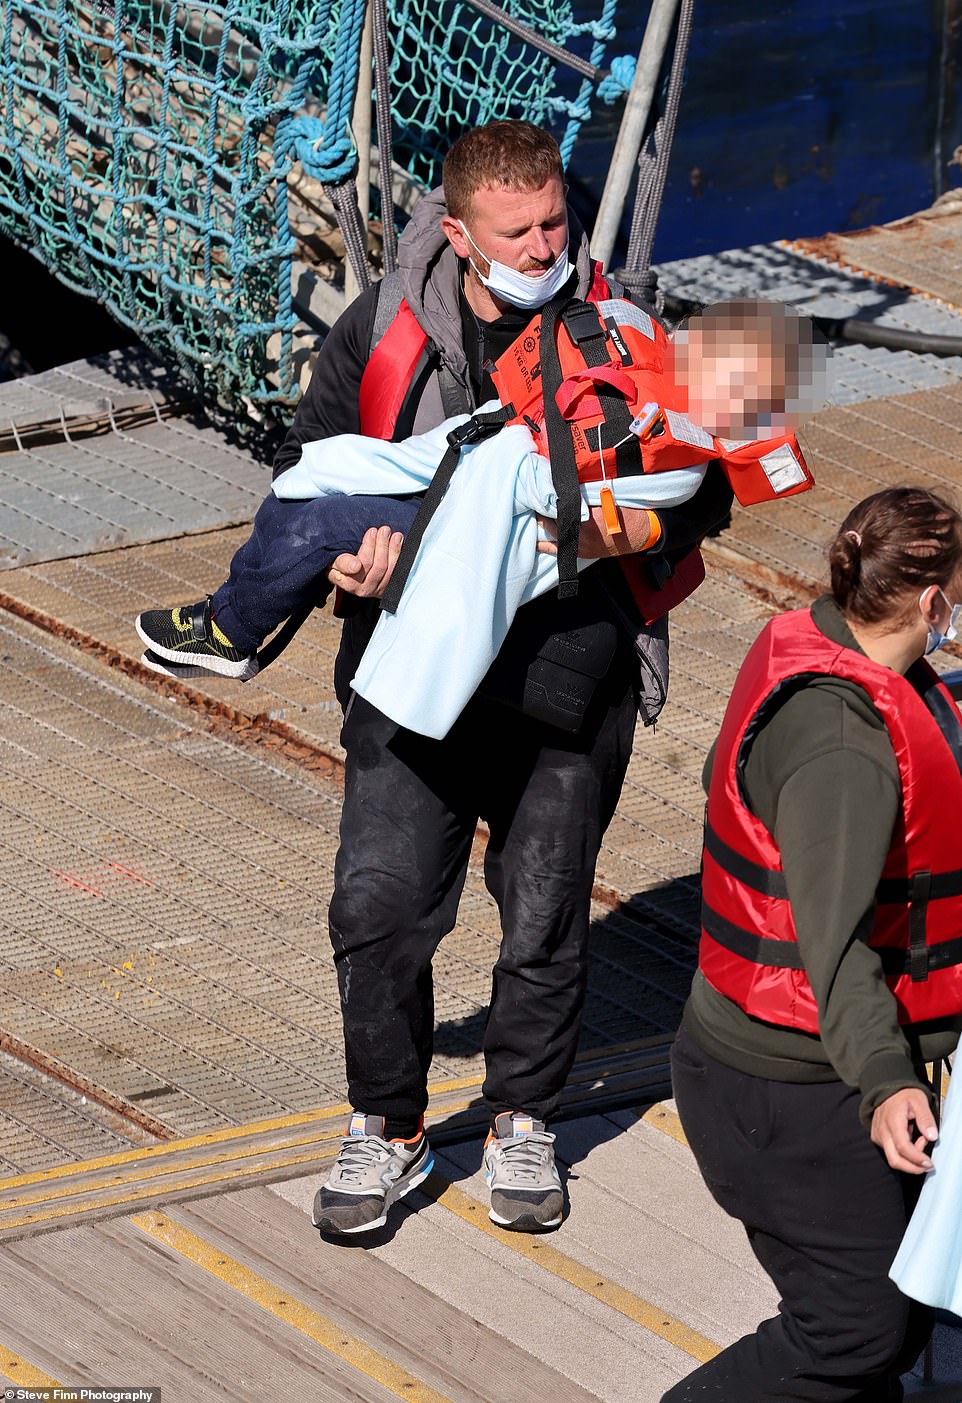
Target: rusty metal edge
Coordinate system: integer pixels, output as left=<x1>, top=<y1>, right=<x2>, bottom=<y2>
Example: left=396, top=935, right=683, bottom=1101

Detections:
left=0, top=1030, right=178, bottom=1141
left=0, top=590, right=343, bottom=783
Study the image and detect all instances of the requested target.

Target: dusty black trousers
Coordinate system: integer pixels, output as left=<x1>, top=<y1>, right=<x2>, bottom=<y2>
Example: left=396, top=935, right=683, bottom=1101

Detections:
left=326, top=669, right=637, bottom=1131
left=663, top=1028, right=932, bottom=1402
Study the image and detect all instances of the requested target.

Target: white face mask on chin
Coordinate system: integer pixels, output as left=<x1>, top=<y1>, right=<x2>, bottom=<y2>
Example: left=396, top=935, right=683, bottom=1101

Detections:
left=459, top=221, right=574, bottom=309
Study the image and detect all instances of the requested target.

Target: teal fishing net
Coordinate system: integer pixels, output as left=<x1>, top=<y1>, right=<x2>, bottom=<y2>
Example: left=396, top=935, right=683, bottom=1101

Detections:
left=0, top=0, right=626, bottom=414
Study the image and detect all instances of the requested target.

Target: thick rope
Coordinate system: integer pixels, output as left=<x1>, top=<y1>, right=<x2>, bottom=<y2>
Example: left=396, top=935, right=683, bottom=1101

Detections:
left=623, top=0, right=695, bottom=290
left=371, top=0, right=397, bottom=274
left=323, top=177, right=371, bottom=292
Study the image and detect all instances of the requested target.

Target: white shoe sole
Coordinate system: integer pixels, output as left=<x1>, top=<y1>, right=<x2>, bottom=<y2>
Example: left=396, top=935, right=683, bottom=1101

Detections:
left=488, top=1206, right=562, bottom=1230
left=313, top=1152, right=435, bottom=1236
left=135, top=618, right=259, bottom=679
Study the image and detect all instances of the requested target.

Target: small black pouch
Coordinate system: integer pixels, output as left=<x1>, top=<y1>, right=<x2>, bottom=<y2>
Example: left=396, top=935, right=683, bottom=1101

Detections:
left=477, top=572, right=622, bottom=732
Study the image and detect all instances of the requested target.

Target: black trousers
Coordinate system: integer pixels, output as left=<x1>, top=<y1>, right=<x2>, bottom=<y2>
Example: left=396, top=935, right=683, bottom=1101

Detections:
left=663, top=1028, right=932, bottom=1402
left=326, top=668, right=637, bottom=1131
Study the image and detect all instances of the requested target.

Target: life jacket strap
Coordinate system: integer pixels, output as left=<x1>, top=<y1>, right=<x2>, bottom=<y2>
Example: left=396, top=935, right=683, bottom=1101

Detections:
left=703, top=819, right=789, bottom=898
left=379, top=402, right=516, bottom=616
left=537, top=297, right=582, bottom=600
left=909, top=870, right=932, bottom=983
left=703, top=856, right=962, bottom=984
left=701, top=901, right=805, bottom=970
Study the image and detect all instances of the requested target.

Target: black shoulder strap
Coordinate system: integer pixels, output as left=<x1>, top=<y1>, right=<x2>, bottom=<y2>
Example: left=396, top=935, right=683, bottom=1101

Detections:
left=253, top=604, right=316, bottom=671
left=380, top=403, right=516, bottom=615
left=537, top=297, right=587, bottom=600
left=539, top=297, right=637, bottom=598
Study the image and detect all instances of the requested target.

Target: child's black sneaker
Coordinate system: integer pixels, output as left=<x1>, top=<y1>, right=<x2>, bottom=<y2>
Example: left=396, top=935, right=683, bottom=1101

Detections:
left=138, top=647, right=259, bottom=682
left=135, top=599, right=259, bottom=679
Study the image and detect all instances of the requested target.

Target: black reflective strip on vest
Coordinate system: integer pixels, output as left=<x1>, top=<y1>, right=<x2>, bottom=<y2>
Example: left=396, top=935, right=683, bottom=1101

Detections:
left=538, top=297, right=586, bottom=601
left=701, top=902, right=805, bottom=970
left=705, top=899, right=962, bottom=980
left=876, top=869, right=962, bottom=903
left=703, top=820, right=789, bottom=899
left=875, top=931, right=962, bottom=977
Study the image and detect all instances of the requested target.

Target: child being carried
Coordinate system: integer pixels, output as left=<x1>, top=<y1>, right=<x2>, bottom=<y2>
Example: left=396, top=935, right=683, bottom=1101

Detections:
left=135, top=298, right=827, bottom=738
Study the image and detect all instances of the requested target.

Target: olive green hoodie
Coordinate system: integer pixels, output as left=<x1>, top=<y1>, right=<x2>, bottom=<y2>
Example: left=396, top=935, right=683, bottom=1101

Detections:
left=684, top=594, right=960, bottom=1123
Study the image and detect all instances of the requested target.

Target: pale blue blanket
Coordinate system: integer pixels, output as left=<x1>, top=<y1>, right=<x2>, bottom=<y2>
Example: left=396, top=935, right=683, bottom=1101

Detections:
left=890, top=1066, right=962, bottom=1313
left=272, top=404, right=706, bottom=737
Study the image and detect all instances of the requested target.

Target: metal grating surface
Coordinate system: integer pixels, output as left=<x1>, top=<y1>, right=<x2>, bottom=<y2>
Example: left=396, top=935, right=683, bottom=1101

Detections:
left=797, top=204, right=962, bottom=309
left=0, top=414, right=271, bottom=572
left=654, top=239, right=962, bottom=405
left=0, top=1048, right=155, bottom=1175
left=0, top=609, right=694, bottom=1167
left=6, top=373, right=962, bottom=1170
left=0, top=527, right=775, bottom=911
left=723, top=380, right=962, bottom=588
left=0, top=349, right=186, bottom=430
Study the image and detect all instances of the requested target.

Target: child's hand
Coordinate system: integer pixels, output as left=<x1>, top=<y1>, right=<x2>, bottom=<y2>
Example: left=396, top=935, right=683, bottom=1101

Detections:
left=537, top=507, right=654, bottom=558
left=329, top=526, right=405, bottom=598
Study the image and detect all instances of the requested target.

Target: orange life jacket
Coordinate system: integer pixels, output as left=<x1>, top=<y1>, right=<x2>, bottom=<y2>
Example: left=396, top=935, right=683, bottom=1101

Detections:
left=359, top=271, right=707, bottom=625
left=700, top=607, right=962, bottom=1033
left=490, top=296, right=814, bottom=510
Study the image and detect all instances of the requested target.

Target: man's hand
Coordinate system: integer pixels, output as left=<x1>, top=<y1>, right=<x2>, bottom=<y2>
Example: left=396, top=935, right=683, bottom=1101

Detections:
left=328, top=525, right=405, bottom=598
left=870, top=1088, right=938, bottom=1174
left=537, top=505, right=653, bottom=558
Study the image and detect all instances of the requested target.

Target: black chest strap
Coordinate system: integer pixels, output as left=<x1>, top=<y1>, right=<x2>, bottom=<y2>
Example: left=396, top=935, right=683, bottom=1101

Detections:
left=379, top=403, right=516, bottom=615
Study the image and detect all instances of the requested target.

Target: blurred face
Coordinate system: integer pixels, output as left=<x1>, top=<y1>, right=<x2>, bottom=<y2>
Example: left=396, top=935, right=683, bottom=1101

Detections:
left=672, top=330, right=787, bottom=438
left=442, top=177, right=569, bottom=280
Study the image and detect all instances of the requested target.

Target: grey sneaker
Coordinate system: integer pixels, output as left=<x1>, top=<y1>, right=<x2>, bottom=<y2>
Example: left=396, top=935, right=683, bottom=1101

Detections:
left=312, top=1114, right=434, bottom=1236
left=483, top=1112, right=563, bottom=1231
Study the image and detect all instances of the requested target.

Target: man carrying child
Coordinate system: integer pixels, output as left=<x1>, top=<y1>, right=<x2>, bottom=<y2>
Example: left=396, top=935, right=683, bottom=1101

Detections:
left=142, top=121, right=745, bottom=1236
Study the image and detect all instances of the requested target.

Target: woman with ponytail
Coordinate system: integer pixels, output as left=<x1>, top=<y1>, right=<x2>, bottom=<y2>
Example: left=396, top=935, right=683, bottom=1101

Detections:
left=664, top=486, right=962, bottom=1401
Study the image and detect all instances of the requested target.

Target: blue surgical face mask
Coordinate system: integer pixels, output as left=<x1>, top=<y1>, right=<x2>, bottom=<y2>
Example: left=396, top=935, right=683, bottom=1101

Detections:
left=923, top=586, right=961, bottom=655
left=459, top=222, right=574, bottom=309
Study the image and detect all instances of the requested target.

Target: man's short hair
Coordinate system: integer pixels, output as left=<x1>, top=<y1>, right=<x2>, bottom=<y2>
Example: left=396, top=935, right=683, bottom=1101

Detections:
left=442, top=121, right=564, bottom=221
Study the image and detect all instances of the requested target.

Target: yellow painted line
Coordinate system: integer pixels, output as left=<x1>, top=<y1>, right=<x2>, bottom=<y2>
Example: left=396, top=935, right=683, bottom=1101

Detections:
left=426, top=1175, right=719, bottom=1365
left=133, top=1210, right=454, bottom=1403
left=0, top=1101, right=352, bottom=1192
left=0, top=1042, right=662, bottom=1195
left=0, top=1121, right=347, bottom=1211
left=0, top=1345, right=59, bottom=1387
left=0, top=1071, right=485, bottom=1193
left=637, top=1103, right=688, bottom=1147
left=0, top=1092, right=486, bottom=1222
left=0, top=1145, right=340, bottom=1233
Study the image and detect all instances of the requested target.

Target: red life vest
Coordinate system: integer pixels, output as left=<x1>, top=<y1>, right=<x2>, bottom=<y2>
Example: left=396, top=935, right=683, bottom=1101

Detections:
left=357, top=262, right=609, bottom=441
left=358, top=296, right=435, bottom=442
left=700, top=607, right=962, bottom=1033
left=355, top=264, right=705, bottom=624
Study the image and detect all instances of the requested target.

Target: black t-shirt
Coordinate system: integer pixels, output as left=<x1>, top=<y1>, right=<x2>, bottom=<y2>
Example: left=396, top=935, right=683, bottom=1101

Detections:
left=457, top=280, right=551, bottom=403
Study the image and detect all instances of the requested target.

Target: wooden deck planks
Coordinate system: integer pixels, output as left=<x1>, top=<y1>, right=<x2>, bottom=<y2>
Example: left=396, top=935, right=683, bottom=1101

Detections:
left=0, top=1211, right=409, bottom=1402
left=431, top=1114, right=775, bottom=1354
